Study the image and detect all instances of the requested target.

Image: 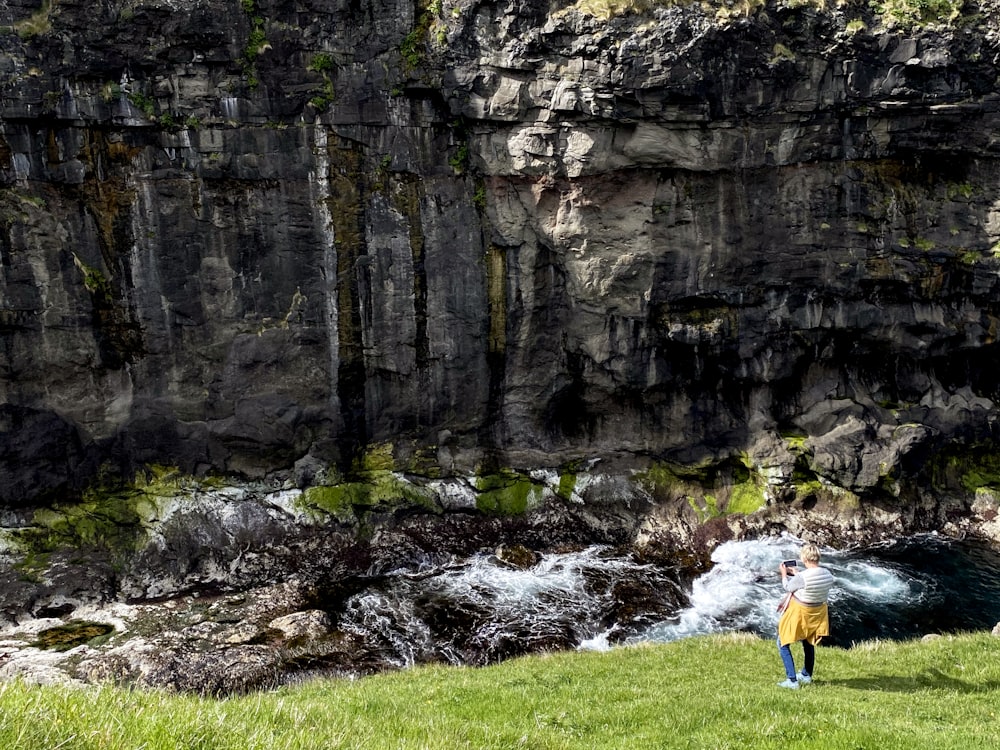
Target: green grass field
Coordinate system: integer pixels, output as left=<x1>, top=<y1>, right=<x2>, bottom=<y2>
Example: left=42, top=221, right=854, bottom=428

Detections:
left=1, top=632, right=998, bottom=749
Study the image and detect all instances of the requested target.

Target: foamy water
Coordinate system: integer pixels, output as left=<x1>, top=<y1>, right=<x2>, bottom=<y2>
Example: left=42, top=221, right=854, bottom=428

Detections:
left=338, top=546, right=685, bottom=666
left=631, top=534, right=927, bottom=647
left=332, top=533, right=1000, bottom=671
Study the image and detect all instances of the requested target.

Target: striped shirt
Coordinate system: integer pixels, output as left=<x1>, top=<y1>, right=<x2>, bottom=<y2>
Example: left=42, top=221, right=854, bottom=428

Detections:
left=783, top=565, right=835, bottom=606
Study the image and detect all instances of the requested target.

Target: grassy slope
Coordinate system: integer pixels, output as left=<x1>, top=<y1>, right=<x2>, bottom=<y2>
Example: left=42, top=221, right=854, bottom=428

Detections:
left=1, top=632, right=999, bottom=749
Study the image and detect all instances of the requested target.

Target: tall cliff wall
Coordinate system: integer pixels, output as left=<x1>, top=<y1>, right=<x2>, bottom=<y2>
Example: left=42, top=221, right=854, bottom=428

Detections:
left=3, top=0, right=1000, bottom=517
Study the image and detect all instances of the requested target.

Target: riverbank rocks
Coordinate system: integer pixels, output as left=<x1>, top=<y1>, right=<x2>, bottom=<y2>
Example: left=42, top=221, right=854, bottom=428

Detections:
left=268, top=611, right=332, bottom=641
left=0, top=517, right=687, bottom=692
left=2, top=453, right=1000, bottom=692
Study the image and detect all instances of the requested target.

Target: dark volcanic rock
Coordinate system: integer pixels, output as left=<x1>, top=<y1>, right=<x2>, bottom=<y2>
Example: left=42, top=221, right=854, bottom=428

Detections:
left=3, top=1, right=1000, bottom=508
left=0, top=0, right=1000, bottom=504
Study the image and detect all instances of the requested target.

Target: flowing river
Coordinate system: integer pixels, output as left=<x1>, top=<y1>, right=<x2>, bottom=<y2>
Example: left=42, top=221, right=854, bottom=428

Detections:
left=329, top=534, right=1000, bottom=672
left=631, top=533, right=1000, bottom=649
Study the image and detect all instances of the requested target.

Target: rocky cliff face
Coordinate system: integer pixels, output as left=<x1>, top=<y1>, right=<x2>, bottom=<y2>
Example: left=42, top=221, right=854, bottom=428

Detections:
left=3, top=2, right=1000, bottom=524
left=6, top=0, right=1000, bottom=690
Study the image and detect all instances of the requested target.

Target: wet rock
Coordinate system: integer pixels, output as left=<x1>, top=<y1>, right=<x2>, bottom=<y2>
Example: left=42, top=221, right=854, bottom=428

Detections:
left=494, top=544, right=539, bottom=569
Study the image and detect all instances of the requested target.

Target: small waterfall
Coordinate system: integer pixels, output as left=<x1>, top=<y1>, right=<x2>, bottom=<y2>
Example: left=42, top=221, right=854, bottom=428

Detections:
left=220, top=97, right=241, bottom=120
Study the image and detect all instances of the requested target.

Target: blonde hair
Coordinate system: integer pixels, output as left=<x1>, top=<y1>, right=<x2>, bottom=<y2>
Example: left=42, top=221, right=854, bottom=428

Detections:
left=800, top=544, right=821, bottom=564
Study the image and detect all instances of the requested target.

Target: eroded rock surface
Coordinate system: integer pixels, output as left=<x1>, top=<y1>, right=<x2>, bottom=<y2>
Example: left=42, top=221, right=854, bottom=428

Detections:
left=1, top=0, right=1000, bottom=504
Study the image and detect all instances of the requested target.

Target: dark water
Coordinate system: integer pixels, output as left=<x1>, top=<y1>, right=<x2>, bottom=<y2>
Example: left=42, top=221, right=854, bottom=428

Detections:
left=827, top=534, right=1000, bottom=647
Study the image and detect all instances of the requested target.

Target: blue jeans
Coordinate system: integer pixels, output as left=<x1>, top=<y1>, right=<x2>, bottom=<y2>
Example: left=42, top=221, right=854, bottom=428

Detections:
left=777, top=637, right=815, bottom=680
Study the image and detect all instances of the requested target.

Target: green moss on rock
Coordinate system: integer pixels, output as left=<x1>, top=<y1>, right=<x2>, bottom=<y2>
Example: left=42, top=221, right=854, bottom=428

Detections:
left=781, top=433, right=808, bottom=453
left=789, top=470, right=861, bottom=509
left=958, top=458, right=1000, bottom=493
left=359, top=442, right=395, bottom=473
left=297, top=468, right=440, bottom=522
left=557, top=471, right=577, bottom=501
left=15, top=492, right=146, bottom=555
left=12, top=551, right=51, bottom=583
left=727, top=480, right=766, bottom=515
left=299, top=485, right=357, bottom=522
left=363, top=471, right=438, bottom=511
left=636, top=462, right=689, bottom=501
left=404, top=445, right=442, bottom=478
left=3, top=466, right=220, bottom=559
left=793, top=477, right=825, bottom=498
left=31, top=621, right=115, bottom=651
left=475, top=471, right=545, bottom=516
left=931, top=447, right=1000, bottom=495
left=687, top=494, right=719, bottom=523
left=640, top=459, right=765, bottom=517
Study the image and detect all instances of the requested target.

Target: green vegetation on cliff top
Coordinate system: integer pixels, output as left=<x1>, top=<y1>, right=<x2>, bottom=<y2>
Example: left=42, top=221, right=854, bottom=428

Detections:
left=1, top=632, right=998, bottom=749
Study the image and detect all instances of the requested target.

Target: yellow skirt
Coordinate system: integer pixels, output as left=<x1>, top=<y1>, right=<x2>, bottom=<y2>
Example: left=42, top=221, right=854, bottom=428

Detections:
left=778, top=597, right=830, bottom=647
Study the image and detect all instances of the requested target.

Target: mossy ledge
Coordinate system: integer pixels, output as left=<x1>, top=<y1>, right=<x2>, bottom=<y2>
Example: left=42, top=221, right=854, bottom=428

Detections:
left=474, top=470, right=547, bottom=516
left=636, top=459, right=767, bottom=523
left=3, top=465, right=204, bottom=560
left=931, top=444, right=1000, bottom=495
left=6, top=440, right=1000, bottom=589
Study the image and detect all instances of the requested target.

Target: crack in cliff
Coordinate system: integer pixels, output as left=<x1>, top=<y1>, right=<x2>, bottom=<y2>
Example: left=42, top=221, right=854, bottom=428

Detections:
left=324, top=137, right=369, bottom=473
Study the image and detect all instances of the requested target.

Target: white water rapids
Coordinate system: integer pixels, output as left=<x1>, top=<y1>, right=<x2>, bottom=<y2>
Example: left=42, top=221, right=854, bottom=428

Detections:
left=337, top=546, right=687, bottom=668
left=623, top=534, right=921, bottom=648
left=332, top=534, right=1000, bottom=671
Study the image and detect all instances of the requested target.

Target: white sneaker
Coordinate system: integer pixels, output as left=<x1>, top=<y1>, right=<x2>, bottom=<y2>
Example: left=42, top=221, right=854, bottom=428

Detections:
left=777, top=679, right=799, bottom=689
left=798, top=671, right=813, bottom=684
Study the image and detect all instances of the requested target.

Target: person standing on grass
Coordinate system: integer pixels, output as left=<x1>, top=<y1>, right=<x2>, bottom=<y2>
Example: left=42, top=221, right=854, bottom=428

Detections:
left=776, top=543, right=835, bottom=689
